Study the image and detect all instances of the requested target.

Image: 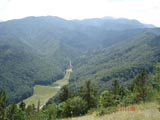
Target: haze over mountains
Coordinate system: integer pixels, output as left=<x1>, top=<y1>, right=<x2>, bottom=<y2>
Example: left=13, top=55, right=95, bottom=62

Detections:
left=0, top=16, right=160, bottom=103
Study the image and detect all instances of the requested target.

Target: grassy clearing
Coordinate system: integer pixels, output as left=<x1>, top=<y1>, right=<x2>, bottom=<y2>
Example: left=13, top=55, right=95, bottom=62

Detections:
left=64, top=102, right=160, bottom=120
left=23, top=85, right=58, bottom=108
left=22, top=69, right=72, bottom=108
left=52, top=69, right=72, bottom=87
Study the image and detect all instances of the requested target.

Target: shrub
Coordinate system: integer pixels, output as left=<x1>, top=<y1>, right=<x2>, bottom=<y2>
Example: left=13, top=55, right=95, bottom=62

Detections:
left=99, top=90, right=115, bottom=108
left=58, top=96, right=87, bottom=117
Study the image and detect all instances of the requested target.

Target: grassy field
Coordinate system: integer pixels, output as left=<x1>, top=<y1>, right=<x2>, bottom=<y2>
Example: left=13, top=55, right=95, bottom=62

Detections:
left=22, top=68, right=72, bottom=108
left=64, top=102, right=160, bottom=120
left=52, top=69, right=72, bottom=87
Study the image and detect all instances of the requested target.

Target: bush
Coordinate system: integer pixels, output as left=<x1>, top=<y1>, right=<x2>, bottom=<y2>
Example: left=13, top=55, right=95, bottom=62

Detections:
left=58, top=96, right=87, bottom=117
left=42, top=104, right=57, bottom=120
left=99, top=90, right=115, bottom=108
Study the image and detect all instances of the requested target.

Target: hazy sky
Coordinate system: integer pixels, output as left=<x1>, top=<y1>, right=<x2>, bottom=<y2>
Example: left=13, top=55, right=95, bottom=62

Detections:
left=0, top=0, right=160, bottom=26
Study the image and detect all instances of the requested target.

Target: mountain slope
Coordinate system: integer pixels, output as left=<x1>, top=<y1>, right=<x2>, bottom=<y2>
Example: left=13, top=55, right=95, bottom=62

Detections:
left=69, top=29, right=160, bottom=92
left=73, top=17, right=154, bottom=30
left=0, top=16, right=78, bottom=102
left=0, top=16, right=158, bottom=103
left=0, top=33, right=65, bottom=103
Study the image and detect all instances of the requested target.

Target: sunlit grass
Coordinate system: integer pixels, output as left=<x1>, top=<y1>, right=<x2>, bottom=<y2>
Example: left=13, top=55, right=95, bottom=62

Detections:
left=21, top=69, right=72, bottom=108
left=23, top=85, right=58, bottom=108
left=53, top=68, right=72, bottom=87
left=64, top=102, right=160, bottom=120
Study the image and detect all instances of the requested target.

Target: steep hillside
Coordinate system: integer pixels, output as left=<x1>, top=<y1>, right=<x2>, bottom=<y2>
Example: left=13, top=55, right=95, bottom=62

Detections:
left=69, top=29, right=160, bottom=92
left=0, top=16, right=80, bottom=102
left=0, top=34, right=64, bottom=103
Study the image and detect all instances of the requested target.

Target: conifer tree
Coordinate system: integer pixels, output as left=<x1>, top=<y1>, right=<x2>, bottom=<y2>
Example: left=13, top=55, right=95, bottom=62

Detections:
left=0, top=90, right=7, bottom=120
left=80, top=80, right=97, bottom=109
left=6, top=103, right=17, bottom=120
left=19, top=101, right=26, bottom=111
left=59, top=86, right=71, bottom=103
left=37, top=100, right=40, bottom=112
left=132, top=69, right=148, bottom=102
left=111, top=80, right=120, bottom=95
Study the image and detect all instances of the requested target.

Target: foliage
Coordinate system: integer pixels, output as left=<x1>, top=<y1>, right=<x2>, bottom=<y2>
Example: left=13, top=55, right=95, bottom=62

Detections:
left=58, top=96, right=87, bottom=118
left=5, top=103, right=25, bottom=120
left=130, top=69, right=148, bottom=102
left=63, top=102, right=160, bottom=120
left=0, top=16, right=160, bottom=104
left=111, top=80, right=120, bottom=95
left=69, top=30, right=160, bottom=94
left=99, top=90, right=115, bottom=108
left=0, top=16, right=160, bottom=119
left=19, top=101, right=26, bottom=111
left=58, top=86, right=72, bottom=103
left=0, top=90, right=7, bottom=120
left=79, top=81, right=98, bottom=109
left=42, top=104, right=57, bottom=120
left=1, top=68, right=160, bottom=119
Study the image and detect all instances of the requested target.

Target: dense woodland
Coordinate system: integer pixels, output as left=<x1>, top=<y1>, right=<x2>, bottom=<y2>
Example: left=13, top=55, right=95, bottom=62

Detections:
left=0, top=16, right=160, bottom=119
left=1, top=64, right=160, bottom=119
left=0, top=16, right=160, bottom=103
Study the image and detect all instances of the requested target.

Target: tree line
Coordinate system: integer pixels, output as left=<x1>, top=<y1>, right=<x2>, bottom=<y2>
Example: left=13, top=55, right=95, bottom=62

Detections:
left=1, top=66, right=160, bottom=119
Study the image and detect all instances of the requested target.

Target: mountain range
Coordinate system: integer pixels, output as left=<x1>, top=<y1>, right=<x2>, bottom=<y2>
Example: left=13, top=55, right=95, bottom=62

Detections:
left=0, top=16, right=159, bottom=103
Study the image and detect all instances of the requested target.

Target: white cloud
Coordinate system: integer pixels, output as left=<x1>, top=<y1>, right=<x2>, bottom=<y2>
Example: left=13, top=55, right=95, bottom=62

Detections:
left=0, top=0, right=160, bottom=26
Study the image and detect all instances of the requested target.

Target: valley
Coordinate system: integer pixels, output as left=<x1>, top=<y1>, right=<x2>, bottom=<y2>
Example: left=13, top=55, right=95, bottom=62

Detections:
left=0, top=16, right=159, bottom=103
left=0, top=16, right=160, bottom=120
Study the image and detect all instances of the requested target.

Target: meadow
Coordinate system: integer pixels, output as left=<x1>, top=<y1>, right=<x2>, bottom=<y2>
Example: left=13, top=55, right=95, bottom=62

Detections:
left=22, top=69, right=72, bottom=108
left=64, top=102, right=160, bottom=120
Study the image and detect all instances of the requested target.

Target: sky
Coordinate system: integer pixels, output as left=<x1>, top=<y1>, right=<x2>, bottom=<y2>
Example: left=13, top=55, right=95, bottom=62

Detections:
left=0, top=0, right=160, bottom=26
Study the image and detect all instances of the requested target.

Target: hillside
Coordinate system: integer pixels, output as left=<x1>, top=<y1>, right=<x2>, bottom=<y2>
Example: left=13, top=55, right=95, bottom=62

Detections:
left=69, top=29, right=160, bottom=92
left=0, top=33, right=63, bottom=103
left=64, top=102, right=160, bottom=120
left=0, top=16, right=159, bottom=103
left=0, top=16, right=79, bottom=103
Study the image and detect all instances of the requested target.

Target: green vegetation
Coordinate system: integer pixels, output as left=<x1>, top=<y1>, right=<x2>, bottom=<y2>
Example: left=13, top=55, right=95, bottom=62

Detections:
left=53, top=69, right=72, bottom=87
left=69, top=30, right=160, bottom=93
left=64, top=102, right=160, bottom=120
left=1, top=65, right=160, bottom=119
left=0, top=16, right=160, bottom=103
left=23, top=85, right=58, bottom=109
left=22, top=69, right=72, bottom=108
left=0, top=16, right=160, bottom=119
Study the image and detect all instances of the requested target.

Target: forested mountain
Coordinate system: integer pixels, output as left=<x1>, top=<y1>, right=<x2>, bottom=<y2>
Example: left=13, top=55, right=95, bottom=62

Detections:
left=74, top=17, right=154, bottom=30
left=0, top=16, right=159, bottom=103
left=69, top=29, right=160, bottom=92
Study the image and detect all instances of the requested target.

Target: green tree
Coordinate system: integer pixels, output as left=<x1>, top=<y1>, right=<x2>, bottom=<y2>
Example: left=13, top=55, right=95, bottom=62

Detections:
left=111, top=80, right=121, bottom=105
left=80, top=81, right=98, bottom=109
left=151, top=63, right=160, bottom=91
left=19, top=101, right=26, bottom=111
left=25, top=104, right=36, bottom=120
left=121, top=89, right=137, bottom=105
left=37, top=100, right=40, bottom=112
left=131, top=69, right=148, bottom=102
left=58, top=96, right=87, bottom=118
left=43, top=104, right=57, bottom=120
left=111, top=80, right=120, bottom=95
left=59, top=86, right=71, bottom=103
left=0, top=90, right=7, bottom=120
left=119, top=86, right=126, bottom=99
left=99, top=90, right=114, bottom=108
left=5, top=103, right=25, bottom=120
